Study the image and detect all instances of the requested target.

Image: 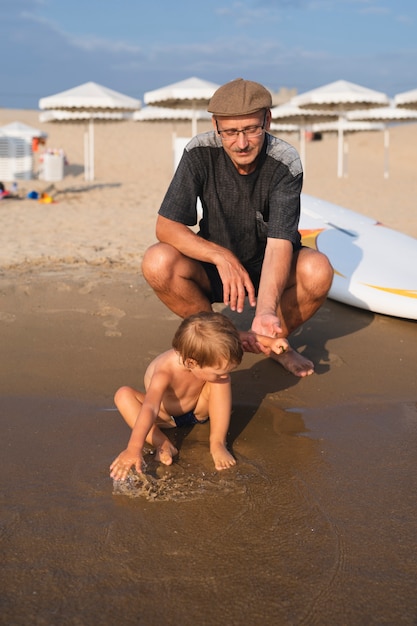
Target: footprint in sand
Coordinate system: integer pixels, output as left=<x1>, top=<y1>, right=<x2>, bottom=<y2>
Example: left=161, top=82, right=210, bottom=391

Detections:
left=96, top=302, right=126, bottom=337
left=78, top=282, right=95, bottom=295
left=0, top=312, right=16, bottom=324
left=56, top=282, right=72, bottom=293
left=323, top=352, right=345, bottom=367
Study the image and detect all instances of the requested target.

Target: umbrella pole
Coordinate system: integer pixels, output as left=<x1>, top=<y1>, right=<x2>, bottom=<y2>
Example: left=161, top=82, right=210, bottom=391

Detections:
left=344, top=141, right=349, bottom=177
left=89, top=118, right=94, bottom=181
left=191, top=108, right=197, bottom=137
left=299, top=127, right=306, bottom=177
left=384, top=126, right=389, bottom=179
left=337, top=116, right=344, bottom=178
left=84, top=130, right=90, bottom=181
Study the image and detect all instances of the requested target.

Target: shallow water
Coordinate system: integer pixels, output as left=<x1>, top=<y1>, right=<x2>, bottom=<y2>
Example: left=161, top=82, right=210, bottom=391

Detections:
left=2, top=394, right=417, bottom=625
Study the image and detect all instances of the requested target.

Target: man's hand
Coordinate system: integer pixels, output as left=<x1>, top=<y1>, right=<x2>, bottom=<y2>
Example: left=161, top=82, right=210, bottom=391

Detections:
left=251, top=313, right=283, bottom=340
left=216, top=252, right=256, bottom=312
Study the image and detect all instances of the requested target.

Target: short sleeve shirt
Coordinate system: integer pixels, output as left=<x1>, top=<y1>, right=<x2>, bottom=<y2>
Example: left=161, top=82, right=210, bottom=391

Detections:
left=158, top=131, right=303, bottom=265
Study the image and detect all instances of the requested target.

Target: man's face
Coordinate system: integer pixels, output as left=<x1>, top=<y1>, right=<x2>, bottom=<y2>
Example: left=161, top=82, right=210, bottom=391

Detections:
left=212, top=110, right=270, bottom=174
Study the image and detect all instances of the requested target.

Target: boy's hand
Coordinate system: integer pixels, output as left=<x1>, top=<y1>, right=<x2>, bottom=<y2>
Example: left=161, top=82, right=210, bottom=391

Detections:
left=239, top=330, right=264, bottom=353
left=269, top=337, right=290, bottom=356
left=110, top=449, right=143, bottom=481
left=239, top=331, right=289, bottom=357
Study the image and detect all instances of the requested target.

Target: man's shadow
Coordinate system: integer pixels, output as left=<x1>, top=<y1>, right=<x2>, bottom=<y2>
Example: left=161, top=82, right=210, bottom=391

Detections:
left=220, top=297, right=375, bottom=447
left=169, top=297, right=374, bottom=460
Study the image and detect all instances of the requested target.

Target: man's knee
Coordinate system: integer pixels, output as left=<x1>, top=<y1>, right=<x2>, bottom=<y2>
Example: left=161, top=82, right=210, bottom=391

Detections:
left=311, top=251, right=334, bottom=295
left=142, top=243, right=176, bottom=283
left=316, top=252, right=334, bottom=291
left=299, top=249, right=334, bottom=294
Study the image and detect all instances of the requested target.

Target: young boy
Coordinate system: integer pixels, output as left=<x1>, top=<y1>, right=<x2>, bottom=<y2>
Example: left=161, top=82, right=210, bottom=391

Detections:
left=110, top=312, right=289, bottom=480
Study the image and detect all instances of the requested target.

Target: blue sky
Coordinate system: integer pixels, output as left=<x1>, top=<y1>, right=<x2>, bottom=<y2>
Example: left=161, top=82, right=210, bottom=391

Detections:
left=1, top=0, right=416, bottom=109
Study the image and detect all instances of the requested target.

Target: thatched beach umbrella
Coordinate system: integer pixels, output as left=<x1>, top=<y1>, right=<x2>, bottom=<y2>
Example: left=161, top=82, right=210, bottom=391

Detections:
left=394, top=88, right=417, bottom=110
left=312, top=119, right=384, bottom=177
left=143, top=77, right=219, bottom=136
left=270, top=102, right=338, bottom=175
left=347, top=106, right=417, bottom=178
left=133, top=105, right=211, bottom=123
left=292, top=80, right=389, bottom=177
left=133, top=106, right=212, bottom=172
left=39, top=82, right=140, bottom=181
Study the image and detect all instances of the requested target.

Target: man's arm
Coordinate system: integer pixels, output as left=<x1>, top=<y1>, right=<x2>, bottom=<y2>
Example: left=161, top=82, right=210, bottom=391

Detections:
left=251, top=237, right=293, bottom=337
left=156, top=215, right=225, bottom=265
left=156, top=215, right=256, bottom=312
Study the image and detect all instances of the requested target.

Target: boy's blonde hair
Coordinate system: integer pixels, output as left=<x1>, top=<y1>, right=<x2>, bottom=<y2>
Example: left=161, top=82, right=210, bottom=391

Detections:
left=172, top=312, right=243, bottom=368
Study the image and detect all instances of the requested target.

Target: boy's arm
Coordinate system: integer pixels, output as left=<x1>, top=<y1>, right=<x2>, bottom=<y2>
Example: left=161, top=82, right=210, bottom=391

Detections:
left=110, top=371, right=170, bottom=481
left=240, top=331, right=289, bottom=356
left=207, top=378, right=232, bottom=445
left=206, top=377, right=237, bottom=470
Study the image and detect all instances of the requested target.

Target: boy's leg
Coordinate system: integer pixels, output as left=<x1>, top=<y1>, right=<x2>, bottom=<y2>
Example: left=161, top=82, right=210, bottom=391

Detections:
left=114, top=386, right=145, bottom=428
left=145, top=424, right=178, bottom=466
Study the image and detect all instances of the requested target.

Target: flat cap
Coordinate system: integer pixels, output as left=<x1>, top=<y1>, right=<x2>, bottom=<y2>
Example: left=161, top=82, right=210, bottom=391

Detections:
left=207, top=78, right=272, bottom=116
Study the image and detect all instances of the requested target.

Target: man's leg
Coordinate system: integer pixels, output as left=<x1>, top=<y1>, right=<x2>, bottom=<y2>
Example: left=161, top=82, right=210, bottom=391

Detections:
left=143, top=242, right=333, bottom=377
left=272, top=247, right=333, bottom=376
left=278, top=247, right=333, bottom=335
left=142, top=242, right=213, bottom=317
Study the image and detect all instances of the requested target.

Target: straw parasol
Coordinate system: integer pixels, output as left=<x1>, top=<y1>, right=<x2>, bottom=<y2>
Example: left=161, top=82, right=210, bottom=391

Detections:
left=292, top=80, right=389, bottom=177
left=270, top=103, right=338, bottom=175
left=39, top=82, right=140, bottom=181
left=394, top=88, right=417, bottom=110
left=133, top=106, right=211, bottom=123
left=143, top=77, right=219, bottom=136
left=347, top=106, right=417, bottom=178
left=312, top=119, right=384, bottom=177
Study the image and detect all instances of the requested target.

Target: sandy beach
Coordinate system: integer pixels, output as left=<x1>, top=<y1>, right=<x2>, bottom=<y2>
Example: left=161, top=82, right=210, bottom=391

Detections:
left=1, top=109, right=417, bottom=625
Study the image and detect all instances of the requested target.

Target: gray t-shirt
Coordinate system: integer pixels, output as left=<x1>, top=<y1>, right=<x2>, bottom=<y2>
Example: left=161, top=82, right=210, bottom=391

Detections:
left=159, top=131, right=303, bottom=265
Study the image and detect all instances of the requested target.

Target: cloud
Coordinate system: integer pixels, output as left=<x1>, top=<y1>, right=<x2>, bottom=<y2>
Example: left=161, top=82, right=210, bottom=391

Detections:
left=394, top=12, right=414, bottom=25
left=20, top=10, right=142, bottom=54
left=69, top=35, right=142, bottom=54
left=1, top=0, right=416, bottom=109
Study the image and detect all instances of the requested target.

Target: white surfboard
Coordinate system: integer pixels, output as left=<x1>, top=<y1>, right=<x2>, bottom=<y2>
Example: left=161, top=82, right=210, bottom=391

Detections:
left=299, top=194, right=417, bottom=320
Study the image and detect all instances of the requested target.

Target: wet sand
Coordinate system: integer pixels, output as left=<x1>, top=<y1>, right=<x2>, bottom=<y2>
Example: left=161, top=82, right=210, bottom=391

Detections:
left=1, top=268, right=417, bottom=625
left=1, top=109, right=417, bottom=624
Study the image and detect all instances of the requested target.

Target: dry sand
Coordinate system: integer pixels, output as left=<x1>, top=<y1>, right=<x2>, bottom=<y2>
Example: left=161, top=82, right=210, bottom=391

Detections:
left=1, top=108, right=417, bottom=272
left=1, top=109, right=417, bottom=625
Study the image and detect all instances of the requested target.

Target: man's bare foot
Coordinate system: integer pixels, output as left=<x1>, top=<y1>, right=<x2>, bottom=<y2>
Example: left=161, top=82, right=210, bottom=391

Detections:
left=270, top=346, right=314, bottom=377
left=155, top=440, right=178, bottom=466
left=210, top=442, right=236, bottom=471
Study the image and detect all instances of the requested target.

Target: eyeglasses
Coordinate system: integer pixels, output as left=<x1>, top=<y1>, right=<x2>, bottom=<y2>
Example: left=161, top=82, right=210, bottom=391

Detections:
left=217, top=113, right=266, bottom=141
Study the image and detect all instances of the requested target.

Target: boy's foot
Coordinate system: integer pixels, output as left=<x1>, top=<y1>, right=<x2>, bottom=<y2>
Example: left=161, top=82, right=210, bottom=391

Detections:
left=270, top=347, right=314, bottom=377
left=155, top=440, right=178, bottom=466
left=210, top=442, right=236, bottom=471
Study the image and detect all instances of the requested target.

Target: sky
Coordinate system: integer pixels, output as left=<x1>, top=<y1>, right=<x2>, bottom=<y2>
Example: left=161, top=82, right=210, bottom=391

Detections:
left=1, top=0, right=416, bottom=110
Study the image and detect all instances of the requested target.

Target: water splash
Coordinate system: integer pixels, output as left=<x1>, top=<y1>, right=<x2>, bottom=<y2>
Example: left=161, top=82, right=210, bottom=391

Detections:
left=111, top=452, right=265, bottom=502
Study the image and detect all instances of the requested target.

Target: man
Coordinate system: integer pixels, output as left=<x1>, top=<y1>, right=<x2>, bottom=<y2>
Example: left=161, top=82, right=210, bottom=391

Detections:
left=142, top=78, right=333, bottom=377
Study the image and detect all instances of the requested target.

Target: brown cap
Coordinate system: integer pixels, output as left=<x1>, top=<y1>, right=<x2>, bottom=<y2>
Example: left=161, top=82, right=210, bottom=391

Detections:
left=207, top=78, right=272, bottom=116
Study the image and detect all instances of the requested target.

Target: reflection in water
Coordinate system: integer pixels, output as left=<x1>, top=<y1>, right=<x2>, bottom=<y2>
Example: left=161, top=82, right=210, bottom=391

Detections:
left=2, top=396, right=417, bottom=625
left=112, top=400, right=317, bottom=502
